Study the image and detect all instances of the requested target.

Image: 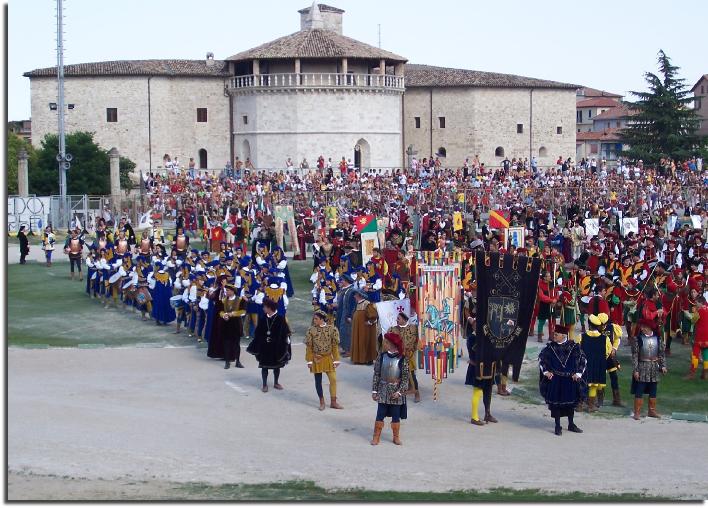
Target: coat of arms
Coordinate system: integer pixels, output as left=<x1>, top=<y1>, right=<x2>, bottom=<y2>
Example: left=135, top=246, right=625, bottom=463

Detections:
left=485, top=296, right=519, bottom=347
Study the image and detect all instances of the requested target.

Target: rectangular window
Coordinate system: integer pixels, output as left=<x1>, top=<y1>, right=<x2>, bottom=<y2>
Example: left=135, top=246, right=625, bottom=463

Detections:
left=243, top=115, right=248, bottom=125
left=197, top=108, right=208, bottom=122
left=438, top=116, right=445, bottom=128
left=516, top=123, right=523, bottom=134
left=590, top=143, right=598, bottom=154
left=414, top=116, right=421, bottom=129
left=576, top=111, right=582, bottom=123
left=556, top=126, right=563, bottom=135
left=106, top=108, right=117, bottom=122
left=587, top=110, right=592, bottom=119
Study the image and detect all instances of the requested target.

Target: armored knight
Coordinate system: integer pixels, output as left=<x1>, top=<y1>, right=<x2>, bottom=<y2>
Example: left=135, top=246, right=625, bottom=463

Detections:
left=631, top=316, right=667, bottom=420
left=370, top=332, right=409, bottom=446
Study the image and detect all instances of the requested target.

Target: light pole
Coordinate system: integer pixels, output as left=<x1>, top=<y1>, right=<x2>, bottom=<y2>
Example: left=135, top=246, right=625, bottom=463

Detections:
left=55, top=0, right=72, bottom=227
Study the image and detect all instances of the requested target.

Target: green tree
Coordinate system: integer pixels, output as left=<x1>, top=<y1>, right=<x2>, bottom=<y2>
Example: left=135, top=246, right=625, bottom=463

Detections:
left=29, top=131, right=135, bottom=195
left=620, top=50, right=708, bottom=164
left=7, top=132, right=37, bottom=195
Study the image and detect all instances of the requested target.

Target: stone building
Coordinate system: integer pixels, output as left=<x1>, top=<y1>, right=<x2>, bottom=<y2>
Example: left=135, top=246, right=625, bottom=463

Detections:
left=691, top=74, right=708, bottom=137
left=24, top=2, right=579, bottom=172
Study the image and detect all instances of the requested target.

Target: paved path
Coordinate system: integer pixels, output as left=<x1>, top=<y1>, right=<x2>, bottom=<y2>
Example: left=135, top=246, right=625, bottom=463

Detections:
left=8, top=345, right=708, bottom=499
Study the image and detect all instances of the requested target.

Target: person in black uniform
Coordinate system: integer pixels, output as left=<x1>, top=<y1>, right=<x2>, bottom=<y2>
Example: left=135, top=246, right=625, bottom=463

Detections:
left=464, top=296, right=499, bottom=426
left=18, top=225, right=30, bottom=264
left=539, top=324, right=587, bottom=435
left=580, top=314, right=612, bottom=412
left=247, top=299, right=292, bottom=392
left=220, top=284, right=246, bottom=369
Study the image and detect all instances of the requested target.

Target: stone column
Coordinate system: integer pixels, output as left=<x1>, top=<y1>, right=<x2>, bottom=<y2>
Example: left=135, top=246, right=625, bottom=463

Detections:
left=379, top=59, right=386, bottom=75
left=109, top=147, right=121, bottom=209
left=17, top=149, right=29, bottom=197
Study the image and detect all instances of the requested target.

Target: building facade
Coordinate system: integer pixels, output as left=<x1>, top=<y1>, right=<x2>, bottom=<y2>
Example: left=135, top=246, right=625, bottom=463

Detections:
left=24, top=2, right=579, bottom=172
left=691, top=74, right=708, bottom=137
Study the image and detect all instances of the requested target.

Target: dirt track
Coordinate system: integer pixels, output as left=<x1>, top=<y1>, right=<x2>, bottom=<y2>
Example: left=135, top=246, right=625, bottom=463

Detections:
left=8, top=345, right=708, bottom=500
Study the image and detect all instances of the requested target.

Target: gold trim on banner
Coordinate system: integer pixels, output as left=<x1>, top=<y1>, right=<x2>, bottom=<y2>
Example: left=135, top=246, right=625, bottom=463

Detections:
left=498, top=254, right=504, bottom=269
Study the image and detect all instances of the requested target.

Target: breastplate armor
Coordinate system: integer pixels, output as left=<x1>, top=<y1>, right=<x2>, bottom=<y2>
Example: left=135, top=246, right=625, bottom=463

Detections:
left=140, top=238, right=151, bottom=254
left=69, top=238, right=81, bottom=254
left=176, top=235, right=186, bottom=251
left=639, top=335, right=659, bottom=361
left=116, top=239, right=128, bottom=254
left=381, top=354, right=402, bottom=383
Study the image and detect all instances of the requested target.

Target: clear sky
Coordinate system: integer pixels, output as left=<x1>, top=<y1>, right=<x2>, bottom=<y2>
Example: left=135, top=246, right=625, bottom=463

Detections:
left=7, top=0, right=707, bottom=121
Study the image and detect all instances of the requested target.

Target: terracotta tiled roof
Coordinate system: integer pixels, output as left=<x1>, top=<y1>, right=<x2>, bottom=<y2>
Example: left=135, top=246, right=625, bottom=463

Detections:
left=24, top=59, right=231, bottom=78
left=298, top=3, right=345, bottom=14
left=576, top=97, right=622, bottom=108
left=592, top=103, right=637, bottom=120
left=576, top=129, right=623, bottom=142
left=227, top=29, right=406, bottom=62
left=577, top=86, right=622, bottom=98
left=690, top=74, right=708, bottom=93
left=404, top=64, right=578, bottom=89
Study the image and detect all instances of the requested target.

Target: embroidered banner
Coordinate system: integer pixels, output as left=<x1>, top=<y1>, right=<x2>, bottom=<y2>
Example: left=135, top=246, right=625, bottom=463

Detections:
left=474, top=251, right=541, bottom=381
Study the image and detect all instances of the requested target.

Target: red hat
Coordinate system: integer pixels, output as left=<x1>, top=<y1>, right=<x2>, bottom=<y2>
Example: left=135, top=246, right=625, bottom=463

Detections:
left=383, top=332, right=404, bottom=355
left=638, top=316, right=656, bottom=330
left=672, top=267, right=684, bottom=276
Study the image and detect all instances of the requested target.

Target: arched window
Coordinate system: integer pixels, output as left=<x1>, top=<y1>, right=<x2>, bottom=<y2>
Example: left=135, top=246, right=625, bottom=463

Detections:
left=495, top=146, right=505, bottom=157
left=437, top=147, right=447, bottom=158
left=198, top=148, right=208, bottom=169
left=538, top=146, right=547, bottom=157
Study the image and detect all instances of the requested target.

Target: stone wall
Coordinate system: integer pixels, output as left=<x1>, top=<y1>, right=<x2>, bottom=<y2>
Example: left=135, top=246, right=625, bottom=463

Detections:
left=233, top=89, right=403, bottom=168
left=29, top=75, right=230, bottom=172
left=403, top=87, right=576, bottom=167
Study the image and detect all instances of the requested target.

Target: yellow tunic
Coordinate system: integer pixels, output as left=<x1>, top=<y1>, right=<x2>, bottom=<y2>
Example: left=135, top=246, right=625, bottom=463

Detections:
left=305, top=324, right=341, bottom=374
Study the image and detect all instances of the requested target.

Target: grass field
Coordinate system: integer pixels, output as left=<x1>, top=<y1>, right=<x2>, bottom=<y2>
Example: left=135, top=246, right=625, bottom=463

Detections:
left=171, top=480, right=669, bottom=501
left=513, top=337, right=708, bottom=418
left=7, top=259, right=316, bottom=348
left=9, top=258, right=706, bottom=417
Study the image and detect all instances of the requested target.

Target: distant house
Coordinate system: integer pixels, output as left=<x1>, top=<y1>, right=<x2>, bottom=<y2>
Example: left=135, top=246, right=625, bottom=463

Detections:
left=576, top=96, right=623, bottom=133
left=691, top=74, right=708, bottom=137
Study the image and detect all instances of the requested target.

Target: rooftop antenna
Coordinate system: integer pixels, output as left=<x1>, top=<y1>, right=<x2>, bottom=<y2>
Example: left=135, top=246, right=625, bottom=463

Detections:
left=378, top=24, right=381, bottom=48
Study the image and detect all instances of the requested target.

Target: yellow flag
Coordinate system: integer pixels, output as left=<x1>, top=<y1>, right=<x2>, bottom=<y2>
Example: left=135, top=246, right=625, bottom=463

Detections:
left=453, top=211, right=463, bottom=231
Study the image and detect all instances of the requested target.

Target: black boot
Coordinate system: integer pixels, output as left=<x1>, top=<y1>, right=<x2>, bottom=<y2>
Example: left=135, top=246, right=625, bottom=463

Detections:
left=224, top=361, right=230, bottom=369
left=235, top=361, right=244, bottom=368
left=554, top=425, right=562, bottom=436
left=568, top=423, right=583, bottom=433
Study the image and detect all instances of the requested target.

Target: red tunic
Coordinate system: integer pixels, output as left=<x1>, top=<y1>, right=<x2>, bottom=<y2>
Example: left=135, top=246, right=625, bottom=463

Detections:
left=694, top=305, right=708, bottom=349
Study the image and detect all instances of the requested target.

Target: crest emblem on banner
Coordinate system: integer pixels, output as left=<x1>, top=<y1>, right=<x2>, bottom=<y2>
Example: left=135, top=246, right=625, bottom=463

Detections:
left=486, top=296, right=519, bottom=347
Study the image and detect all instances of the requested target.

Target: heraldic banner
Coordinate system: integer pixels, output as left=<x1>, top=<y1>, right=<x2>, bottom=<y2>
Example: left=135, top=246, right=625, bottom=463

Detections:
left=474, top=251, right=541, bottom=382
left=416, top=263, right=461, bottom=399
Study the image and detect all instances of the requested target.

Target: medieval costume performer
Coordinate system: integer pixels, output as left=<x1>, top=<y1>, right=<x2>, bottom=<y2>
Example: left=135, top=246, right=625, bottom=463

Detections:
left=685, top=295, right=708, bottom=380
left=631, top=316, right=668, bottom=419
left=465, top=310, right=499, bottom=426
left=580, top=313, right=612, bottom=412
left=305, top=310, right=344, bottom=410
left=206, top=274, right=229, bottom=359
left=388, top=312, right=421, bottom=403
left=536, top=270, right=559, bottom=343
left=172, top=227, right=190, bottom=259
left=248, top=299, right=292, bottom=392
left=150, top=262, right=177, bottom=325
left=64, top=228, right=85, bottom=280
left=539, top=324, right=586, bottom=435
left=334, top=273, right=357, bottom=357
left=596, top=312, right=625, bottom=408
left=220, top=283, right=246, bottom=369
left=350, top=289, right=379, bottom=365
left=370, top=332, right=409, bottom=446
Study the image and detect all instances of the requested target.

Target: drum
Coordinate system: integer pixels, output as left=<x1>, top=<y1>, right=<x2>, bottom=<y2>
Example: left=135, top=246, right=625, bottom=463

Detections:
left=169, top=295, right=184, bottom=309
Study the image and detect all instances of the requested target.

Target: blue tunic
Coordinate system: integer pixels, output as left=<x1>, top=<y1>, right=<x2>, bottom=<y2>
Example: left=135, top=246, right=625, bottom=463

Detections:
left=335, top=285, right=357, bottom=351
left=151, top=275, right=176, bottom=324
